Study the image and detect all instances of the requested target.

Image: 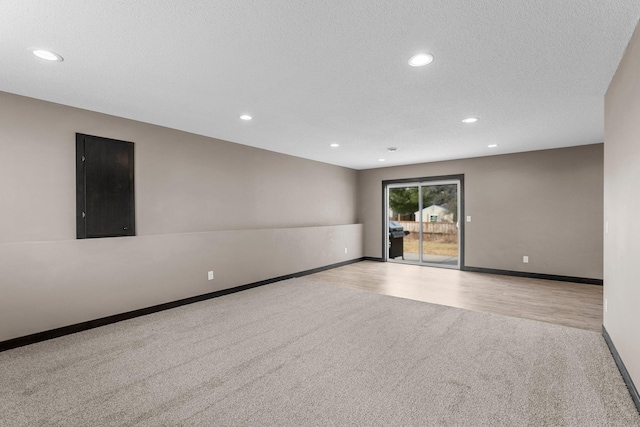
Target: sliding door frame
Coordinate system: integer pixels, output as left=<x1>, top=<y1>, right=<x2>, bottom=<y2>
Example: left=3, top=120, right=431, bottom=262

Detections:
left=382, top=174, right=465, bottom=269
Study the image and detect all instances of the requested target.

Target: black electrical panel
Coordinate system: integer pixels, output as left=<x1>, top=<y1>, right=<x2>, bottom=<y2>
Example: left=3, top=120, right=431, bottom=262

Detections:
left=76, top=133, right=135, bottom=239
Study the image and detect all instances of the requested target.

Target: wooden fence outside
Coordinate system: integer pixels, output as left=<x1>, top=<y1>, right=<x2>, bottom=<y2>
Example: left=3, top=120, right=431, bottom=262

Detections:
left=392, top=221, right=457, bottom=235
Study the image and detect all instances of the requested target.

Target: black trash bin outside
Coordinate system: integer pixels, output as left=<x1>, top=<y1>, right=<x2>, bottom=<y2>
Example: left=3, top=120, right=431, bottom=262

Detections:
left=389, top=221, right=410, bottom=259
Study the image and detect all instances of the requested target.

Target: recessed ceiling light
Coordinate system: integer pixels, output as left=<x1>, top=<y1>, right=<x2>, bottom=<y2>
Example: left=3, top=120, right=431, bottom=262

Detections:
left=387, top=147, right=398, bottom=152
left=239, top=114, right=252, bottom=121
left=488, top=144, right=498, bottom=148
left=408, top=53, right=434, bottom=67
left=462, top=117, right=478, bottom=123
left=32, top=49, right=63, bottom=62
left=330, top=143, right=340, bottom=147
left=379, top=158, right=386, bottom=162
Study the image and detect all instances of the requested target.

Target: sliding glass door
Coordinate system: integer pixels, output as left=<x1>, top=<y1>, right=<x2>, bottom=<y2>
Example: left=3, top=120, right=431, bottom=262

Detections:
left=419, top=182, right=459, bottom=266
left=386, top=179, right=461, bottom=268
left=388, top=186, right=420, bottom=261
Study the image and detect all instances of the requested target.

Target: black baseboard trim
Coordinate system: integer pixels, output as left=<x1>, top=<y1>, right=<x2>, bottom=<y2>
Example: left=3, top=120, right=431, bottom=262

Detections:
left=363, top=256, right=384, bottom=262
left=290, top=257, right=364, bottom=278
left=0, top=257, right=366, bottom=353
left=602, top=326, right=640, bottom=414
left=462, top=266, right=603, bottom=286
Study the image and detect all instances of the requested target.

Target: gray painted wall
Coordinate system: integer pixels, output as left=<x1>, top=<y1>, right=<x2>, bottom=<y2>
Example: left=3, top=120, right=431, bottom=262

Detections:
left=0, top=87, right=611, bottom=345
left=0, top=91, right=362, bottom=342
left=604, top=20, right=640, bottom=389
left=358, top=145, right=604, bottom=279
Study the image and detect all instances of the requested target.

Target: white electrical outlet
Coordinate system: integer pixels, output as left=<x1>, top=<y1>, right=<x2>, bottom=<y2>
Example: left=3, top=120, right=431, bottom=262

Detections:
left=208, top=270, right=214, bottom=280
left=344, top=247, right=348, bottom=254
left=523, top=256, right=529, bottom=263
left=466, top=216, right=471, bottom=222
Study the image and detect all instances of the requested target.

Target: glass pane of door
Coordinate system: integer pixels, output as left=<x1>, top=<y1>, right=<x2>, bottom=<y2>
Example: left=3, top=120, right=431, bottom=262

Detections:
left=388, top=186, right=419, bottom=261
left=419, top=183, right=459, bottom=267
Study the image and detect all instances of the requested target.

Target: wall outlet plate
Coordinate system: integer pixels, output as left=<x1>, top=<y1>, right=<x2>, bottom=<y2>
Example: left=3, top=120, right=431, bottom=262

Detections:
left=208, top=271, right=214, bottom=280
left=523, top=256, right=529, bottom=263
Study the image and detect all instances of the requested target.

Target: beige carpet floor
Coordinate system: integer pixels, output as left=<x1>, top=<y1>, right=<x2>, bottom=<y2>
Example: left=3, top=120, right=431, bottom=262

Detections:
left=0, top=278, right=638, bottom=426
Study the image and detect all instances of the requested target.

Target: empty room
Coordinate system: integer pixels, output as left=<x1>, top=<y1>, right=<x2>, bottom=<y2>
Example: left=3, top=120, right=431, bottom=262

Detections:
left=1, top=1, right=640, bottom=426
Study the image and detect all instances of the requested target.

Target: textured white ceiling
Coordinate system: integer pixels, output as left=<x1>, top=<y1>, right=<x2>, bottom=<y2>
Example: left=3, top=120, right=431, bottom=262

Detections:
left=1, top=1, right=639, bottom=169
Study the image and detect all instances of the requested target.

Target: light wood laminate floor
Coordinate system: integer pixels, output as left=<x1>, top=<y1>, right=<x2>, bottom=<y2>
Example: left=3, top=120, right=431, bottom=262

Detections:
left=307, top=261, right=603, bottom=332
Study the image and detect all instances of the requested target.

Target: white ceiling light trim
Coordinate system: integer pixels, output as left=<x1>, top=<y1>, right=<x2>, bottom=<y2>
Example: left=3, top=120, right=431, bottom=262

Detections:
left=239, top=114, right=252, bottom=121
left=31, top=49, right=63, bottom=62
left=488, top=144, right=498, bottom=148
left=330, top=143, right=340, bottom=147
left=408, top=53, right=434, bottom=67
left=462, top=117, right=478, bottom=123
